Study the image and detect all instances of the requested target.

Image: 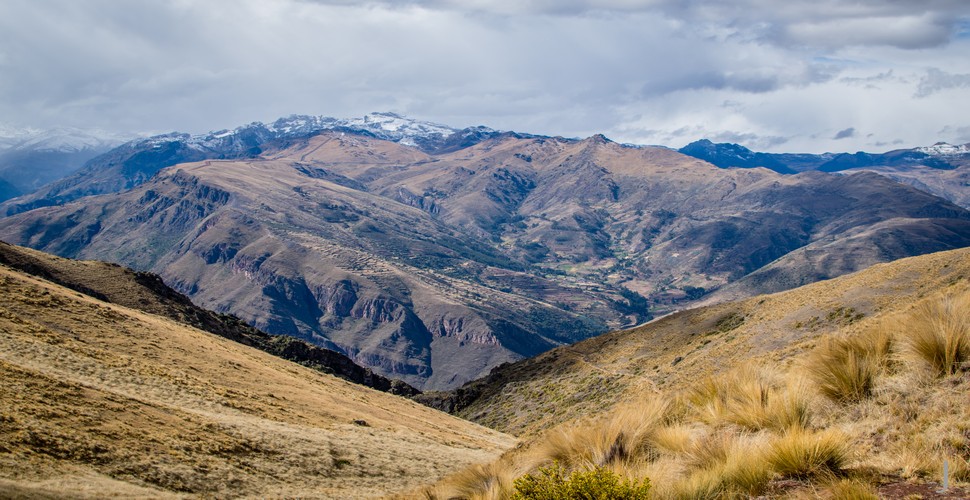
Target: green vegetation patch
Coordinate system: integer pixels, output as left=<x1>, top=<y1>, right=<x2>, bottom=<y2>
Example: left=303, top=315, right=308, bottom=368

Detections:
left=512, top=463, right=650, bottom=500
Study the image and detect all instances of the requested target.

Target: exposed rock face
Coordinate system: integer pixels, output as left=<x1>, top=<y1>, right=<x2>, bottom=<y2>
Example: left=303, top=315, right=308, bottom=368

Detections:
left=2, top=132, right=970, bottom=389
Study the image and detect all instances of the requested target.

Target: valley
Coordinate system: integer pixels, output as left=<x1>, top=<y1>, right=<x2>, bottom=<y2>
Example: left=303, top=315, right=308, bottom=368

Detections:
left=2, top=120, right=970, bottom=390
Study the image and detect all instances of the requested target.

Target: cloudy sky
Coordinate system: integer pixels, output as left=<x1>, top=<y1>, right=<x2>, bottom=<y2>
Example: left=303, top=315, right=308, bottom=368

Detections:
left=1, top=0, right=969, bottom=153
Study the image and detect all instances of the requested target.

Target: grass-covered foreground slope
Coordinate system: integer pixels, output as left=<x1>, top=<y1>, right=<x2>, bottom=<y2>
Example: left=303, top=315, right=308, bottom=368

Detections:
left=422, top=246, right=970, bottom=437
left=0, top=240, right=418, bottom=396
left=0, top=258, right=514, bottom=498
left=416, top=248, right=970, bottom=498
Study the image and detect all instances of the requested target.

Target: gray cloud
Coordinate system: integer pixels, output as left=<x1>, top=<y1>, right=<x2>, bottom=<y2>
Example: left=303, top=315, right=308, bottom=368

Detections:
left=938, top=125, right=970, bottom=144
left=833, top=127, right=856, bottom=140
left=915, top=68, right=970, bottom=97
left=305, top=0, right=970, bottom=49
left=0, top=0, right=968, bottom=153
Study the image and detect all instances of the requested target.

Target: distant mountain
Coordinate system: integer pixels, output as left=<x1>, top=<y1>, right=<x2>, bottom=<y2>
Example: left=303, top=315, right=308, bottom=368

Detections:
left=679, top=139, right=970, bottom=173
left=678, top=139, right=970, bottom=208
left=0, top=113, right=505, bottom=216
left=678, top=139, right=801, bottom=174
left=2, top=127, right=970, bottom=390
left=0, top=126, right=131, bottom=202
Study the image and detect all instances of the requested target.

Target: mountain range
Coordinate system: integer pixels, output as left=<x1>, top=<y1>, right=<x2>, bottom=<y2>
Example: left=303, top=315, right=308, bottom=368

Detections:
left=678, top=138, right=970, bottom=209
left=1, top=114, right=970, bottom=390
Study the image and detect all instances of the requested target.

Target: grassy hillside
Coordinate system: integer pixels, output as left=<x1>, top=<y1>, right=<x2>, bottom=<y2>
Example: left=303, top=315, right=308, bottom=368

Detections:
left=0, top=241, right=418, bottom=396
left=0, top=259, right=515, bottom=498
left=418, top=250, right=970, bottom=498
left=421, top=247, right=970, bottom=438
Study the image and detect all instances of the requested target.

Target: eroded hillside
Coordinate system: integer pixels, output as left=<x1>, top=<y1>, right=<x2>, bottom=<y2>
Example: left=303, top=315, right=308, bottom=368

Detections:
left=2, top=131, right=969, bottom=390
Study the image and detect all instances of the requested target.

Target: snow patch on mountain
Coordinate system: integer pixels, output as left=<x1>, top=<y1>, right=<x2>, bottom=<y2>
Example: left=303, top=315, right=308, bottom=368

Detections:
left=161, top=112, right=499, bottom=155
left=0, top=125, right=134, bottom=153
left=915, top=142, right=970, bottom=156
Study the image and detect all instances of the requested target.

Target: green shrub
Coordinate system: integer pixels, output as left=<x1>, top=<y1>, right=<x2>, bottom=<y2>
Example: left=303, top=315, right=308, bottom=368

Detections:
left=511, top=463, right=650, bottom=500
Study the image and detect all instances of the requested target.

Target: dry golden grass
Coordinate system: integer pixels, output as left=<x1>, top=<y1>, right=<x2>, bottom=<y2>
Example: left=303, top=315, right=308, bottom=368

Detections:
left=901, top=292, right=970, bottom=377
left=0, top=265, right=515, bottom=498
left=421, top=271, right=970, bottom=498
left=537, top=398, right=669, bottom=468
left=765, top=428, right=852, bottom=479
left=818, top=478, right=880, bottom=499
left=685, top=367, right=812, bottom=432
left=425, top=461, right=516, bottom=500
left=805, top=327, right=893, bottom=403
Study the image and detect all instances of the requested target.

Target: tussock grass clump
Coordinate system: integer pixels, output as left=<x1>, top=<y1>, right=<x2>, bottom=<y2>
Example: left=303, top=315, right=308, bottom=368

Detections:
left=539, top=398, right=668, bottom=467
left=432, top=461, right=516, bottom=500
left=766, top=428, right=852, bottom=479
left=902, top=293, right=970, bottom=377
left=805, top=327, right=893, bottom=403
left=673, top=432, right=771, bottom=499
left=649, top=424, right=696, bottom=455
left=684, top=431, right=735, bottom=470
left=821, top=478, right=879, bottom=499
left=685, top=368, right=811, bottom=431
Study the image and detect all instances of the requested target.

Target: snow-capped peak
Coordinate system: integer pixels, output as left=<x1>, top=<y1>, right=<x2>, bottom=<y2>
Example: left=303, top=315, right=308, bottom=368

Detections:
left=915, top=142, right=970, bottom=156
left=75, top=112, right=500, bottom=158
left=0, top=124, right=136, bottom=153
left=179, top=112, right=500, bottom=153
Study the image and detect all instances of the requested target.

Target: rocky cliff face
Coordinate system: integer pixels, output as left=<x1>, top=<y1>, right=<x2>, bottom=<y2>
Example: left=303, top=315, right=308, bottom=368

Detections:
left=2, top=131, right=970, bottom=389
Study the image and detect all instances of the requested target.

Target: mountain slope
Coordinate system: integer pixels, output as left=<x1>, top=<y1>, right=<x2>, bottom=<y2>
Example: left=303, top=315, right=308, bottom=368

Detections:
left=0, top=241, right=417, bottom=396
left=2, top=131, right=970, bottom=390
left=421, top=248, right=970, bottom=499
left=0, top=252, right=514, bottom=498
left=421, top=245, right=970, bottom=437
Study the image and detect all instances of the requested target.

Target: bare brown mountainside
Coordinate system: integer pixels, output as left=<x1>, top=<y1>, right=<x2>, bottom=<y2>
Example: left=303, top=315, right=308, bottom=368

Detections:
left=0, top=251, right=514, bottom=498
left=419, top=246, right=970, bottom=437
left=0, top=240, right=417, bottom=396
left=2, top=131, right=970, bottom=390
